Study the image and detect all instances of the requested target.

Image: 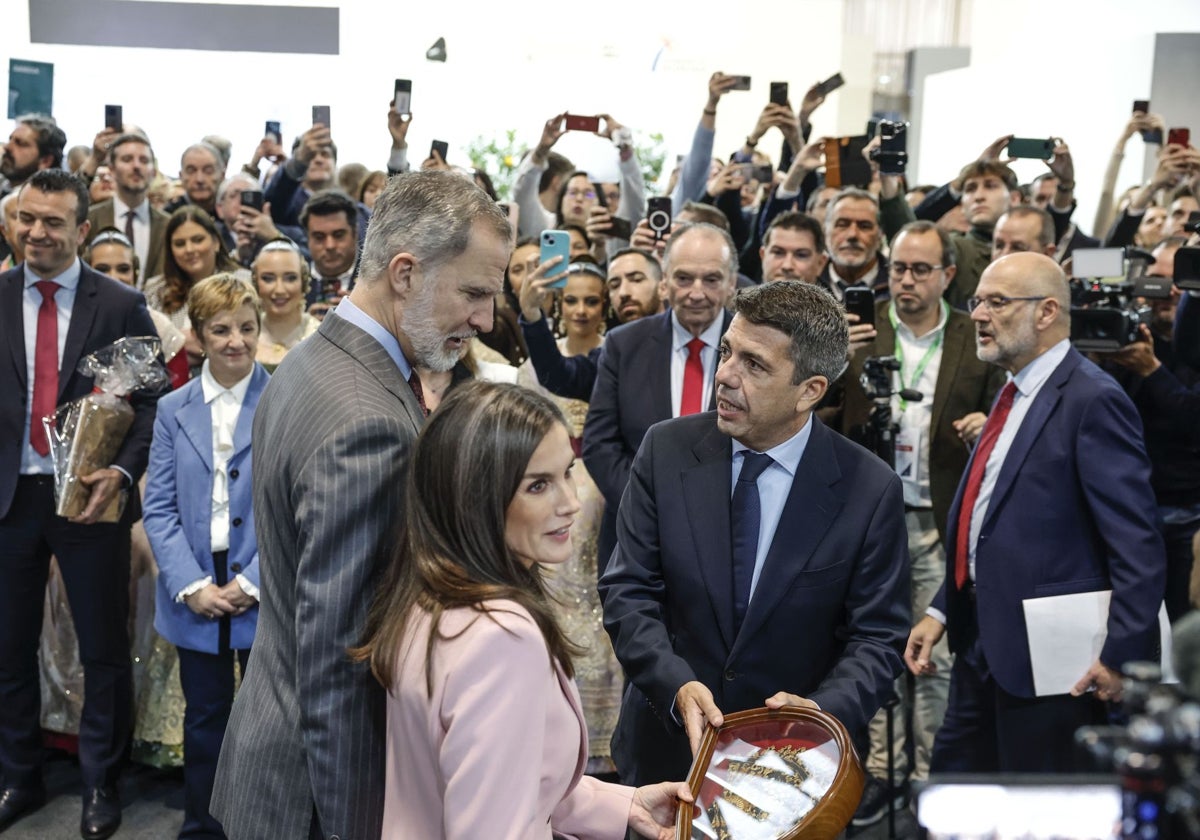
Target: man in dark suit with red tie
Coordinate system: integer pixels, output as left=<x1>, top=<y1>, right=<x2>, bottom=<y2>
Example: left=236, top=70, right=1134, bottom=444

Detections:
left=583, top=223, right=736, bottom=572
left=0, top=169, right=162, bottom=837
left=905, top=252, right=1166, bottom=773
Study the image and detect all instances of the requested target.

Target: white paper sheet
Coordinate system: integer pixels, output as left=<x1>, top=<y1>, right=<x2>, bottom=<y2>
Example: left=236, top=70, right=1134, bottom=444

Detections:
left=1022, top=589, right=1174, bottom=696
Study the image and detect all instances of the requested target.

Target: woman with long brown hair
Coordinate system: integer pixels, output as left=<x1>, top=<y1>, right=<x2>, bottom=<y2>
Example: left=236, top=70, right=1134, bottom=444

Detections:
left=144, top=206, right=244, bottom=334
left=354, top=381, right=688, bottom=839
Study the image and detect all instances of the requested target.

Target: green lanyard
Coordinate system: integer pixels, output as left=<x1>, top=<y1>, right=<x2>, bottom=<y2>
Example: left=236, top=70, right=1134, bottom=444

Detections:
left=888, top=301, right=947, bottom=412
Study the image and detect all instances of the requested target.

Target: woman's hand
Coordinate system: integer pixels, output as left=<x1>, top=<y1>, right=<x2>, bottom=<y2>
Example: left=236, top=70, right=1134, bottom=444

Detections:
left=517, top=255, right=567, bottom=322
left=628, top=781, right=694, bottom=840
left=184, top=584, right=236, bottom=620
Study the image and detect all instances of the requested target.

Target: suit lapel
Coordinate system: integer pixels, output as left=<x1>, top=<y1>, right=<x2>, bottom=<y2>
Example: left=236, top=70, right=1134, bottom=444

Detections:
left=734, top=419, right=844, bottom=649
left=59, top=268, right=99, bottom=399
left=982, top=350, right=1077, bottom=530
left=649, top=314, right=674, bottom=422
left=930, top=316, right=969, bottom=435
left=554, top=662, right=589, bottom=783
left=319, top=312, right=423, bottom=428
left=3, top=269, right=26, bottom=390
left=146, top=210, right=167, bottom=282
left=177, top=386, right=214, bottom=470
left=680, top=425, right=736, bottom=651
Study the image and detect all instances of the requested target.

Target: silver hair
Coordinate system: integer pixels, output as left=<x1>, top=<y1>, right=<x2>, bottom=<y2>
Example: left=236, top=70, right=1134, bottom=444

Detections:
left=662, top=221, right=739, bottom=281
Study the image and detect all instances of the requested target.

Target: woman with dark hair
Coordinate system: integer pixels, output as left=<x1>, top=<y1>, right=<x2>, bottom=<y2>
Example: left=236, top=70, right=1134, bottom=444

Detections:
left=556, top=170, right=601, bottom=230
left=144, top=206, right=246, bottom=334
left=357, top=170, right=387, bottom=211
left=354, top=381, right=688, bottom=839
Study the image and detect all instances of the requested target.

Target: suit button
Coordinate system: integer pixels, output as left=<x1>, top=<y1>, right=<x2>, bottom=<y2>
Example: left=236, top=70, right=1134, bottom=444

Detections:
left=232, top=517, right=243, bottom=527
left=230, top=562, right=242, bottom=573
left=724, top=669, right=737, bottom=681
left=229, top=468, right=239, bottom=479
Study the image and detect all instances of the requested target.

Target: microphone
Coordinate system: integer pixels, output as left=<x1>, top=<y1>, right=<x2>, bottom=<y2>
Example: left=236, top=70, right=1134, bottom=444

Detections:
left=899, top=389, right=923, bottom=403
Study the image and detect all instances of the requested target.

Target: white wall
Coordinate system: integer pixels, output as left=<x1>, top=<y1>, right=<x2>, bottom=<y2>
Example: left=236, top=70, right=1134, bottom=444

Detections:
left=5, top=0, right=849, bottom=187
left=917, top=0, right=1200, bottom=237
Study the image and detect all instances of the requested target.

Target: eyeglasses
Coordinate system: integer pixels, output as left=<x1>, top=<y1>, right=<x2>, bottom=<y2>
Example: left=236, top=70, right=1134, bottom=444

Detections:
left=966, top=295, right=1047, bottom=313
left=565, top=189, right=596, bottom=201
left=889, top=262, right=943, bottom=280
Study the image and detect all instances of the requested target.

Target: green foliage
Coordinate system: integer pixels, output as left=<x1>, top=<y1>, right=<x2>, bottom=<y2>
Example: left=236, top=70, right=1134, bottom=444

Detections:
left=634, top=131, right=668, bottom=192
left=465, top=130, right=528, bottom=202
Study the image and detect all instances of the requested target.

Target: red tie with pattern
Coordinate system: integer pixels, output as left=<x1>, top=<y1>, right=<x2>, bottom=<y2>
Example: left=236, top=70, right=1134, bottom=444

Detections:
left=680, top=337, right=705, bottom=416
left=30, top=281, right=60, bottom=456
left=953, top=380, right=1017, bottom=590
left=407, top=370, right=429, bottom=417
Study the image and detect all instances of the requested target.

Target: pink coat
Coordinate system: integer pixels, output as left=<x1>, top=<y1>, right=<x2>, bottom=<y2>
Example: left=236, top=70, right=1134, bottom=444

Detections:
left=382, top=600, right=635, bottom=839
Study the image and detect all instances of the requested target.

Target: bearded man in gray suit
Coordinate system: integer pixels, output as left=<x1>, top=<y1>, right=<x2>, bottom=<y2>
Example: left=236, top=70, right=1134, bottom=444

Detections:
left=212, top=171, right=513, bottom=840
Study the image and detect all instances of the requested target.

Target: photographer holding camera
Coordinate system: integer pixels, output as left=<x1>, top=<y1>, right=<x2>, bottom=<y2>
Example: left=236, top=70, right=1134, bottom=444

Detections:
left=1106, top=236, right=1200, bottom=622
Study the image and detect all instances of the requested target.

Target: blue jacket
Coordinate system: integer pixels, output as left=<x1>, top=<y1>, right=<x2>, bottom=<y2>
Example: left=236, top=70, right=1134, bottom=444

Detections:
left=144, top=364, right=269, bottom=653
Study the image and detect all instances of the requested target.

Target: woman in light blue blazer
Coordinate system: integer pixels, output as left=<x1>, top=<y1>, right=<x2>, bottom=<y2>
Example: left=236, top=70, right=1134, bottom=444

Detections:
left=143, top=274, right=267, bottom=840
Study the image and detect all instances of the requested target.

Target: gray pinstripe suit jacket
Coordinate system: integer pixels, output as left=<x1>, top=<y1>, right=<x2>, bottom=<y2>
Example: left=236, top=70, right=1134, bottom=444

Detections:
left=211, top=311, right=423, bottom=840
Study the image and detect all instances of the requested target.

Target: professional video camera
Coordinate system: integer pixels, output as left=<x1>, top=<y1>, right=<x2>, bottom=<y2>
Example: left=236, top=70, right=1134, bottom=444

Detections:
left=1075, top=643, right=1200, bottom=839
left=1070, top=246, right=1171, bottom=352
left=854, top=355, right=921, bottom=468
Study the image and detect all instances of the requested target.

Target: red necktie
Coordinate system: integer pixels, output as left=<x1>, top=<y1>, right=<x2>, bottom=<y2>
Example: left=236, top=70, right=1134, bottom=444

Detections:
left=30, top=280, right=60, bottom=456
left=680, top=337, right=705, bottom=416
left=954, top=380, right=1017, bottom=589
left=407, top=370, right=429, bottom=417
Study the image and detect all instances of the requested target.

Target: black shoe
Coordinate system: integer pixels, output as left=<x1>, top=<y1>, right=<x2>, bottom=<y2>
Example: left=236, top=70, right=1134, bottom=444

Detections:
left=851, top=775, right=909, bottom=827
left=80, top=786, right=121, bottom=840
left=0, top=785, right=47, bottom=832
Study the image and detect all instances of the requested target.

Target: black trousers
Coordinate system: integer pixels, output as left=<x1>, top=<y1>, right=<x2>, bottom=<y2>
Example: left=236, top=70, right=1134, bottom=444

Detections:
left=0, top=475, right=132, bottom=789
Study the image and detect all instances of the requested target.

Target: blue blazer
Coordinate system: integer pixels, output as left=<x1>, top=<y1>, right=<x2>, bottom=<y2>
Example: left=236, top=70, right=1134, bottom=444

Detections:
left=144, top=364, right=269, bottom=653
left=932, top=347, right=1166, bottom=697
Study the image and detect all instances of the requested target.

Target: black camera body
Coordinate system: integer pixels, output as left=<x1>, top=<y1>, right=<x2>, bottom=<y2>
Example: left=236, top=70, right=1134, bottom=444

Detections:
left=868, top=120, right=908, bottom=175
left=1174, top=245, right=1200, bottom=292
left=1070, top=248, right=1165, bottom=352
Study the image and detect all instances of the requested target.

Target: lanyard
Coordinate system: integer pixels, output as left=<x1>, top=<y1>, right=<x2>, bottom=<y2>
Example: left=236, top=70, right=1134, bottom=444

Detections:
left=889, top=301, right=947, bottom=412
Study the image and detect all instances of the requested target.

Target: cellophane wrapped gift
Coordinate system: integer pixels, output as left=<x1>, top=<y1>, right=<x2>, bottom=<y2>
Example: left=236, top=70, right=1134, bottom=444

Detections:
left=44, top=337, right=167, bottom=522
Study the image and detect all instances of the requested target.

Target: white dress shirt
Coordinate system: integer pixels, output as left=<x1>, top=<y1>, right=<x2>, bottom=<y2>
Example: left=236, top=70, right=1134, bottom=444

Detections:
left=891, top=301, right=948, bottom=508
left=21, top=259, right=80, bottom=475
left=112, top=195, right=152, bottom=286
left=669, top=311, right=725, bottom=417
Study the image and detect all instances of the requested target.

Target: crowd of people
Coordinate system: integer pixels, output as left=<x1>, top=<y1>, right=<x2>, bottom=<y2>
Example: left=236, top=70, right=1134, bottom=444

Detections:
left=1, top=68, right=1198, bottom=839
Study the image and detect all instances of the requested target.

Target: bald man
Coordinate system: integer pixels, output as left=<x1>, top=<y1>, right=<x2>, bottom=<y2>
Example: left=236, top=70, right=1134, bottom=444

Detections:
left=905, top=253, right=1166, bottom=773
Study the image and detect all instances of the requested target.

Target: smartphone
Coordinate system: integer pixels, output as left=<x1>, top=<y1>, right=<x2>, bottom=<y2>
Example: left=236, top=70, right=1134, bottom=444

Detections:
left=815, top=72, right=845, bottom=97
left=540, top=230, right=571, bottom=289
left=873, top=121, right=908, bottom=176
left=844, top=287, right=875, bottom=329
left=312, top=105, right=330, bottom=128
left=646, top=197, right=672, bottom=241
left=769, top=81, right=789, bottom=106
left=1168, top=127, right=1190, bottom=147
left=104, top=104, right=122, bottom=132
left=564, top=114, right=600, bottom=132
left=1133, top=101, right=1162, bottom=144
left=240, top=190, right=263, bottom=212
left=264, top=120, right=281, bottom=144
left=823, top=136, right=872, bottom=189
left=394, top=79, right=412, bottom=116
left=1006, top=137, right=1054, bottom=160
left=430, top=140, right=449, bottom=162
left=608, top=217, right=633, bottom=240
left=866, top=118, right=880, bottom=138
left=729, top=75, right=752, bottom=91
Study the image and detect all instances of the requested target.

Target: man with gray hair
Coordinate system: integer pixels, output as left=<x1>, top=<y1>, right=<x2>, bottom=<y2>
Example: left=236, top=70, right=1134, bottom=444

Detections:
left=584, top=221, right=738, bottom=571
left=213, top=171, right=511, bottom=840
left=164, top=141, right=225, bottom=216
left=600, top=280, right=910, bottom=784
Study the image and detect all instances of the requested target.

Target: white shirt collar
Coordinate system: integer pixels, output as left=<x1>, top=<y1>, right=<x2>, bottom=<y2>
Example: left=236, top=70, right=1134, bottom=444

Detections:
left=112, top=195, right=149, bottom=223
left=730, top=413, right=813, bottom=478
left=1011, top=338, right=1071, bottom=398
left=891, top=299, right=949, bottom=342
left=670, top=309, right=726, bottom=352
left=24, top=256, right=82, bottom=289
left=200, top=358, right=254, bottom=404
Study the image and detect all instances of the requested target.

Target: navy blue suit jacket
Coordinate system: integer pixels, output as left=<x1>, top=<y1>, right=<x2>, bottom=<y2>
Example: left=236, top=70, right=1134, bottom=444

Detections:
left=599, top=413, right=910, bottom=784
left=933, top=347, right=1166, bottom=697
left=0, top=263, right=162, bottom=520
left=583, top=310, right=732, bottom=571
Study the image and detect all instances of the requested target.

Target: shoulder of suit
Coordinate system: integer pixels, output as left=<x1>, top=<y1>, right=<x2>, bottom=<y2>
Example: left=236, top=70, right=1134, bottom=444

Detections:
left=438, top=600, right=541, bottom=646
left=86, top=198, right=114, bottom=219
left=156, top=377, right=202, bottom=413
left=604, top=310, right=670, bottom=345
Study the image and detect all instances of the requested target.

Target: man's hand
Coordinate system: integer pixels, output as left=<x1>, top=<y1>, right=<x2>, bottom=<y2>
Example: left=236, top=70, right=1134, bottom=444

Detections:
left=846, top=312, right=878, bottom=358
left=631, top=218, right=673, bottom=259
left=706, top=72, right=740, bottom=113
left=251, top=135, right=285, bottom=170
left=294, top=124, right=332, bottom=168
left=533, top=113, right=567, bottom=164
left=1108, top=324, right=1162, bottom=377
left=219, top=579, right=258, bottom=615
left=1071, top=659, right=1124, bottom=702
left=952, top=411, right=987, bottom=446
left=1047, top=138, right=1075, bottom=207
left=676, top=681, right=724, bottom=756
left=421, top=148, right=450, bottom=170
left=798, top=81, right=827, bottom=127
left=238, top=201, right=279, bottom=242
left=518, top=255, right=567, bottom=322
left=763, top=691, right=819, bottom=711
left=978, top=134, right=1016, bottom=164
left=184, top=584, right=237, bottom=620
left=748, top=104, right=786, bottom=148
left=706, top=161, right=746, bottom=198
left=905, top=615, right=946, bottom=676
left=91, top=127, right=120, bottom=164
left=629, top=782, right=694, bottom=840
left=773, top=106, right=803, bottom=153
left=387, top=102, right=412, bottom=150
left=596, top=113, right=624, bottom=141
left=68, top=468, right=126, bottom=524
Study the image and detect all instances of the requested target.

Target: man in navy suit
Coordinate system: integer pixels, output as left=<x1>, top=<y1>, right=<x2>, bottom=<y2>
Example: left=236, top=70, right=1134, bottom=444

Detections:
left=0, top=169, right=162, bottom=837
left=905, top=252, right=1166, bottom=773
left=583, top=223, right=736, bottom=572
left=599, top=280, right=910, bottom=784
